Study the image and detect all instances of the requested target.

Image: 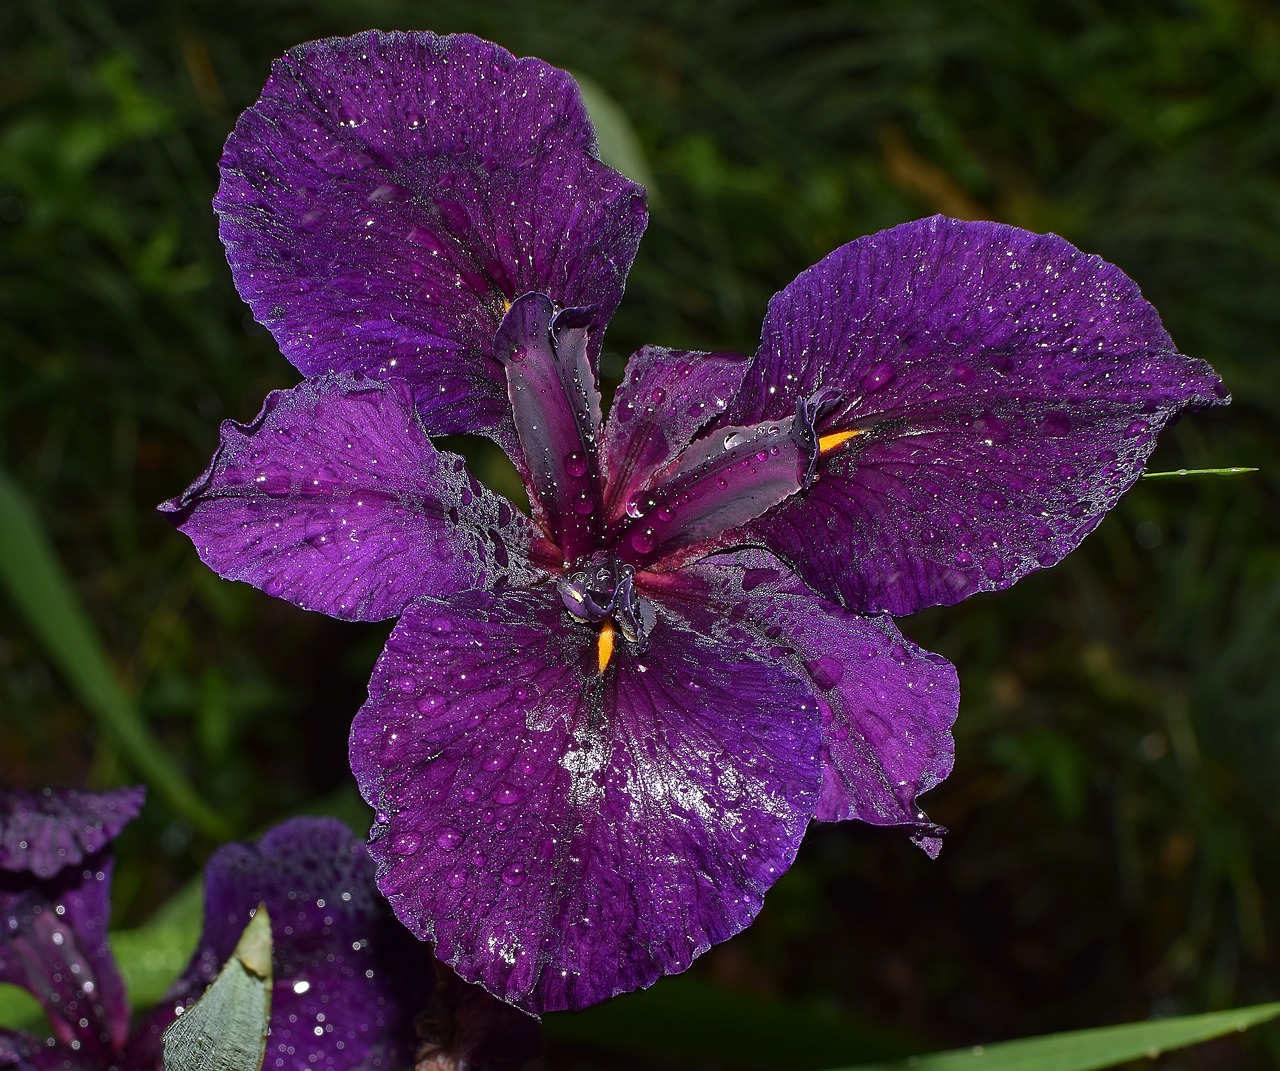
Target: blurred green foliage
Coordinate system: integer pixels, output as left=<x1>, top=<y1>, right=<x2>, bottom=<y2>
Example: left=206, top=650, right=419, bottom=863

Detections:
left=1, top=0, right=1277, bottom=1068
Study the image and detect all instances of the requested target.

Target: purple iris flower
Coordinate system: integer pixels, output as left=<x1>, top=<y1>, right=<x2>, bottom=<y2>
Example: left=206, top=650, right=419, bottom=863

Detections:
left=161, top=31, right=1226, bottom=1013
left=0, top=789, right=439, bottom=1070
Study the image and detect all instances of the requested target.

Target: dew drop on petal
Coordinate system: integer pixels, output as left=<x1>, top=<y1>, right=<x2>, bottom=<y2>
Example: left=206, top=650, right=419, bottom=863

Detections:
left=492, top=784, right=525, bottom=806
left=630, top=528, right=657, bottom=554
left=859, top=361, right=896, bottom=392
left=804, top=656, right=845, bottom=690
left=392, top=832, right=420, bottom=854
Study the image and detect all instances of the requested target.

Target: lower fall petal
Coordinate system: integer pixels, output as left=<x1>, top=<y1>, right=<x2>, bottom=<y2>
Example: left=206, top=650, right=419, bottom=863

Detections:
left=727, top=216, right=1228, bottom=615
left=673, top=553, right=958, bottom=852
left=349, top=586, right=821, bottom=1013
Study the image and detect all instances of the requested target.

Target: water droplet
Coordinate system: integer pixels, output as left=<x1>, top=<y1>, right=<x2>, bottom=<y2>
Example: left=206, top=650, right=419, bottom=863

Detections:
left=392, top=832, right=420, bottom=854
left=446, top=869, right=467, bottom=889
left=860, top=361, right=896, bottom=392
left=625, top=500, right=643, bottom=519
left=1124, top=419, right=1149, bottom=437
left=630, top=528, right=657, bottom=554
left=492, top=784, right=525, bottom=805
left=501, top=863, right=527, bottom=886
left=804, top=656, right=845, bottom=690
left=435, top=829, right=462, bottom=851
left=564, top=452, right=588, bottom=477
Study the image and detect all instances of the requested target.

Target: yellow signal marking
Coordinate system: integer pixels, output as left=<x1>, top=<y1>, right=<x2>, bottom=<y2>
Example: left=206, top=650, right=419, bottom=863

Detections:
left=818, top=429, right=863, bottom=455
left=596, top=620, right=616, bottom=675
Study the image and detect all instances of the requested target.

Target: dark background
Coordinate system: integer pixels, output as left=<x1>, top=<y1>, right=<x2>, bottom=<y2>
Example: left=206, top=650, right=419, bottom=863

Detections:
left=2, top=1, right=1277, bottom=1068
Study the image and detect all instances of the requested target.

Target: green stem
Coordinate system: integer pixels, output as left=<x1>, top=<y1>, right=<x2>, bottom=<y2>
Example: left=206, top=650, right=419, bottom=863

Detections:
left=0, top=469, right=230, bottom=839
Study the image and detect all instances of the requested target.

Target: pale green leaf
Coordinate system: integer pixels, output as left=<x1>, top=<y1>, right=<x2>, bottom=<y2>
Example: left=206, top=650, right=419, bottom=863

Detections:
left=163, top=906, right=273, bottom=1071
left=574, top=73, right=657, bottom=193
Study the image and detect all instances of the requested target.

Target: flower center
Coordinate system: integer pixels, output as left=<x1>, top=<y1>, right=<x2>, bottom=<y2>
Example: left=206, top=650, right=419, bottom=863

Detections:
left=557, top=553, right=652, bottom=669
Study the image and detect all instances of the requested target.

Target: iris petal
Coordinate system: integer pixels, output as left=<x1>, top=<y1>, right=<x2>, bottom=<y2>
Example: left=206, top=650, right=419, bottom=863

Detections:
left=727, top=216, right=1228, bottom=614
left=160, top=374, right=538, bottom=622
left=350, top=586, right=820, bottom=1012
left=496, top=294, right=605, bottom=561
left=673, top=553, right=959, bottom=852
left=0, top=787, right=144, bottom=881
left=0, top=790, right=138, bottom=1059
left=599, top=347, right=749, bottom=524
left=124, top=819, right=436, bottom=1071
left=216, top=30, right=646, bottom=446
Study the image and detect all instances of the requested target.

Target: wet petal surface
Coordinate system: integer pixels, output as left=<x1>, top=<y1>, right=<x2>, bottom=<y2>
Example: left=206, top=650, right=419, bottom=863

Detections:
left=496, top=295, right=604, bottom=561
left=673, top=553, right=958, bottom=852
left=350, top=586, right=820, bottom=1012
left=0, top=787, right=144, bottom=880
left=217, top=31, right=646, bottom=443
left=729, top=216, right=1228, bottom=614
left=598, top=347, right=748, bottom=524
left=125, top=818, right=435, bottom=1071
left=0, top=859, right=130, bottom=1058
left=160, top=374, right=536, bottom=622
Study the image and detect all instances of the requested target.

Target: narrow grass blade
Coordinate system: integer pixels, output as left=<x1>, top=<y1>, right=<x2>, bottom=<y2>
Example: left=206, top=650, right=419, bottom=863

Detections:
left=0, top=469, right=229, bottom=838
left=832, top=1002, right=1280, bottom=1071
left=1142, top=467, right=1258, bottom=478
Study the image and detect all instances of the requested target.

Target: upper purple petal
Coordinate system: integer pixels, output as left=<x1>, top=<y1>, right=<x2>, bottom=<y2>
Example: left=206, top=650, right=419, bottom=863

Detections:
left=0, top=787, right=144, bottom=880
left=603, top=407, right=816, bottom=571
left=496, top=295, right=605, bottom=561
left=124, top=818, right=435, bottom=1071
left=350, top=584, right=820, bottom=1013
left=159, top=374, right=538, bottom=622
left=673, top=553, right=958, bottom=853
left=0, top=857, right=130, bottom=1059
left=216, top=31, right=647, bottom=444
left=727, top=216, right=1228, bottom=614
left=598, top=347, right=748, bottom=525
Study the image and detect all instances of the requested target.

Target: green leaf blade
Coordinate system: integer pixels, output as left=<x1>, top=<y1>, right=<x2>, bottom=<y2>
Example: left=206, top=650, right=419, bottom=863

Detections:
left=0, top=469, right=229, bottom=838
left=832, top=1002, right=1280, bottom=1071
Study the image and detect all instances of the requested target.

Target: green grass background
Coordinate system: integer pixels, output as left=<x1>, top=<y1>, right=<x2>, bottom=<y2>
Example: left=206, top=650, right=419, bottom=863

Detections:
left=1, top=1, right=1277, bottom=1067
